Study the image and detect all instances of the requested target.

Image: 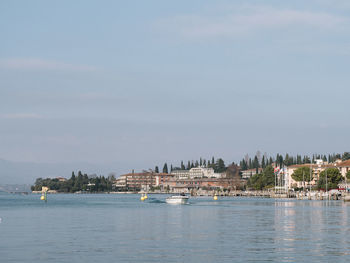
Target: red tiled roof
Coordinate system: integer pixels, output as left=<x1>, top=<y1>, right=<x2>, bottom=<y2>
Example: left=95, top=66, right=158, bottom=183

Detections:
left=288, top=163, right=335, bottom=168
left=337, top=159, right=350, bottom=167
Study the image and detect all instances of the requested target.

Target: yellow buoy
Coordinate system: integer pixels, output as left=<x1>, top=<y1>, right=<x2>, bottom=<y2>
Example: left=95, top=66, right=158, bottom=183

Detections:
left=140, top=196, right=145, bottom=201
left=213, top=195, right=218, bottom=201
left=144, top=194, right=148, bottom=199
left=40, top=195, right=45, bottom=201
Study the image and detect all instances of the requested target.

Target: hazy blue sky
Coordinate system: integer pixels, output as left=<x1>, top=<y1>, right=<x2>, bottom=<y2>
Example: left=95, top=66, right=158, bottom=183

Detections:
left=1, top=0, right=349, bottom=181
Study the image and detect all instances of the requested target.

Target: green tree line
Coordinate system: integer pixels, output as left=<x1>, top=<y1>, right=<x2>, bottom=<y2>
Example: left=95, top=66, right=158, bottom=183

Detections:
left=240, top=152, right=350, bottom=171
left=155, top=157, right=228, bottom=174
left=31, top=171, right=115, bottom=193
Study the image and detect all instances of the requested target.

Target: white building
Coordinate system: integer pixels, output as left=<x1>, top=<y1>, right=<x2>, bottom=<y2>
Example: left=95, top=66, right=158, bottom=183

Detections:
left=241, top=168, right=263, bottom=179
left=337, top=160, right=350, bottom=178
left=189, top=167, right=222, bottom=178
left=171, top=166, right=223, bottom=179
left=171, top=170, right=190, bottom=179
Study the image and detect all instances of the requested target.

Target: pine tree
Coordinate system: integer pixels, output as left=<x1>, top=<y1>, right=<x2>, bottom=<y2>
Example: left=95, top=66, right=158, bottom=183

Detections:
left=155, top=166, right=159, bottom=173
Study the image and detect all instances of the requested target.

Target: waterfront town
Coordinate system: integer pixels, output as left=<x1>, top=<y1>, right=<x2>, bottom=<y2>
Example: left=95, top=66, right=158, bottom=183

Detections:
left=31, top=153, right=350, bottom=199
left=112, top=158, right=350, bottom=197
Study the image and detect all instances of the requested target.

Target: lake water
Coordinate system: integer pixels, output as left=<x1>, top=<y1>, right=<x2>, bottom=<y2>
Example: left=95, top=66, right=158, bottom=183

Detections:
left=1, top=193, right=350, bottom=262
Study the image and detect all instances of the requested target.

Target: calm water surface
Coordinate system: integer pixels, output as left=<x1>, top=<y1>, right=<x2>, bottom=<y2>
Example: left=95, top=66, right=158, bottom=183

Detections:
left=1, top=193, right=350, bottom=262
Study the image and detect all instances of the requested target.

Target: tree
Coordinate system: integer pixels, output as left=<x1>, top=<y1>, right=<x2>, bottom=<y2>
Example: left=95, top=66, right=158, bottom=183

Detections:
left=346, top=170, right=350, bottom=180
left=342, top=152, right=350, bottom=161
left=262, top=165, right=275, bottom=187
left=215, top=158, right=226, bottom=173
left=155, top=166, right=159, bottom=173
left=187, top=161, right=191, bottom=170
left=253, top=156, right=259, bottom=172
left=247, top=165, right=274, bottom=190
left=317, top=168, right=343, bottom=190
left=163, top=163, right=168, bottom=174
left=181, top=161, right=185, bottom=170
left=261, top=155, right=266, bottom=169
left=291, top=167, right=312, bottom=182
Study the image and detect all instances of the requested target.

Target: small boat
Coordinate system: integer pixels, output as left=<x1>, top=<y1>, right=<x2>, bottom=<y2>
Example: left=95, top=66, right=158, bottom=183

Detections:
left=166, top=193, right=189, bottom=204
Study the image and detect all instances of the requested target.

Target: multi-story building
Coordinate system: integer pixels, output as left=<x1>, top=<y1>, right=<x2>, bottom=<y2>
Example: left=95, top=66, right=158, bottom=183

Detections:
left=171, top=166, right=223, bottom=179
left=189, top=167, right=223, bottom=178
left=162, top=177, right=244, bottom=193
left=114, top=172, right=156, bottom=191
left=241, top=168, right=263, bottom=179
left=155, top=173, right=174, bottom=186
left=286, top=161, right=337, bottom=189
left=337, top=159, right=350, bottom=178
left=171, top=170, right=190, bottom=180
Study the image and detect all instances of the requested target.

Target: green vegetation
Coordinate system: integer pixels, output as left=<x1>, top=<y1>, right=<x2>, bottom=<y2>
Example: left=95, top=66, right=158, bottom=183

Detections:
left=160, top=157, right=227, bottom=173
left=162, top=163, right=168, bottom=173
left=317, top=168, right=343, bottom=190
left=31, top=171, right=114, bottom=193
left=247, top=165, right=275, bottom=190
left=346, top=170, right=350, bottom=180
left=239, top=152, right=349, bottom=171
left=291, top=167, right=312, bottom=182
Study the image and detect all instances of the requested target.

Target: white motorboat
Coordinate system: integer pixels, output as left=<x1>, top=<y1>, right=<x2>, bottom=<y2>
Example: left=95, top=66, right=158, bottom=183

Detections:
left=165, top=194, right=189, bottom=204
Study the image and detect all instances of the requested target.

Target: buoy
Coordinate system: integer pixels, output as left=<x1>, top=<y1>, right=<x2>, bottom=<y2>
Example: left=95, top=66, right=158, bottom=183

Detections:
left=40, top=195, right=45, bottom=201
left=140, top=195, right=145, bottom=201
left=144, top=194, right=148, bottom=199
left=213, top=195, right=218, bottom=201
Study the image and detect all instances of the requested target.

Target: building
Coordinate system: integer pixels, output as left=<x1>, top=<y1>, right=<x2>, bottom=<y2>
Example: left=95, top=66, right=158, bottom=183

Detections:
left=188, top=167, right=223, bottom=178
left=241, top=168, right=263, bottom=179
left=155, top=173, right=174, bottom=186
left=171, top=166, right=223, bottom=180
left=113, top=172, right=157, bottom=191
left=286, top=162, right=337, bottom=189
left=162, top=177, right=244, bottom=193
left=171, top=170, right=190, bottom=180
left=337, top=159, right=350, bottom=178
left=56, top=177, right=67, bottom=182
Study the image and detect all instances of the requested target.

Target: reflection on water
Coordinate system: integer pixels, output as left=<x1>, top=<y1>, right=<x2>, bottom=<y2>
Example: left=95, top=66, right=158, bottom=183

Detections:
left=1, top=194, right=350, bottom=262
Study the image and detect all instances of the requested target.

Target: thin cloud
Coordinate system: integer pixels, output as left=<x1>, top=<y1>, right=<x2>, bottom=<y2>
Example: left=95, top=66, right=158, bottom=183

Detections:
left=0, top=58, right=97, bottom=72
left=155, top=6, right=348, bottom=39
left=0, top=113, right=43, bottom=119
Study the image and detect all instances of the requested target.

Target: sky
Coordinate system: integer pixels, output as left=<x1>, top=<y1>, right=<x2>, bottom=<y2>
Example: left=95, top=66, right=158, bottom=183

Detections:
left=0, top=0, right=350, bottom=183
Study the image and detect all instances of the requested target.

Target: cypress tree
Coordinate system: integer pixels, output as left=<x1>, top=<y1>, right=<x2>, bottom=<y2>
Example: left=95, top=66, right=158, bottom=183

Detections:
left=181, top=161, right=185, bottom=170
left=163, top=163, right=168, bottom=174
left=261, top=156, right=265, bottom=168
left=155, top=166, right=159, bottom=173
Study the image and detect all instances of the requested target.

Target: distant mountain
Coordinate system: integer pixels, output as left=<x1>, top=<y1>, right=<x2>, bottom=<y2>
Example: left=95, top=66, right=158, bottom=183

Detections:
left=0, top=184, right=32, bottom=193
left=0, top=159, right=122, bottom=185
